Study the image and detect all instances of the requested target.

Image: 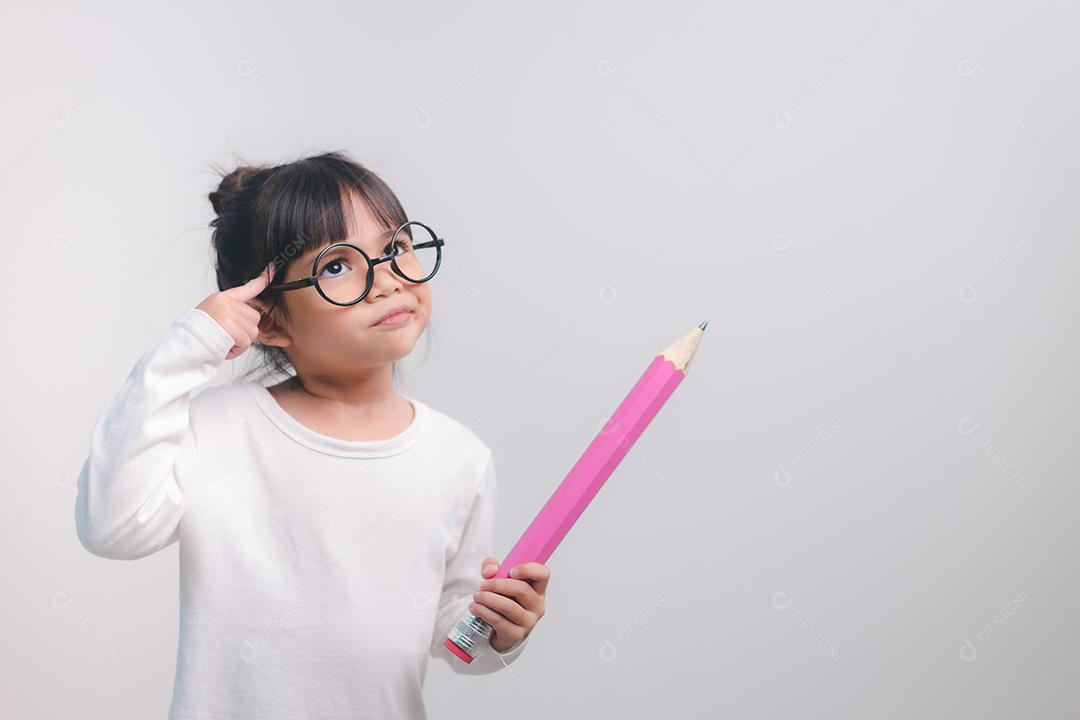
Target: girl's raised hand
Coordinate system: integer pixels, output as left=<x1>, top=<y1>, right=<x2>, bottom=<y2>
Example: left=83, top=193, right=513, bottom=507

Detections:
left=196, top=262, right=275, bottom=360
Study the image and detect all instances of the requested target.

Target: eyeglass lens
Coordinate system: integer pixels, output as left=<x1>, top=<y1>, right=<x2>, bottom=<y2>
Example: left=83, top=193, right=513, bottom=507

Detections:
left=315, top=223, right=440, bottom=304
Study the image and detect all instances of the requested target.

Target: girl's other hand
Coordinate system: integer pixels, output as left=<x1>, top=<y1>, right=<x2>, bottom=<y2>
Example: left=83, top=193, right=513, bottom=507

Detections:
left=196, top=262, right=275, bottom=360
left=470, top=556, right=549, bottom=653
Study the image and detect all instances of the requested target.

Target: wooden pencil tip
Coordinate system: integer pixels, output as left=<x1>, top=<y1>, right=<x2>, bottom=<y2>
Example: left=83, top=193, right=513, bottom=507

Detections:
left=662, top=322, right=707, bottom=373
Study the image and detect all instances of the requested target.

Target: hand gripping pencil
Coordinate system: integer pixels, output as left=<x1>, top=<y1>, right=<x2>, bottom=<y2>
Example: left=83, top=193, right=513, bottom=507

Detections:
left=444, top=320, right=708, bottom=663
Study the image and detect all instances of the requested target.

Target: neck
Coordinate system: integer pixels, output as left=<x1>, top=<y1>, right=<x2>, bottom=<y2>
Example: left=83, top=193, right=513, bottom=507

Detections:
left=288, top=364, right=398, bottom=412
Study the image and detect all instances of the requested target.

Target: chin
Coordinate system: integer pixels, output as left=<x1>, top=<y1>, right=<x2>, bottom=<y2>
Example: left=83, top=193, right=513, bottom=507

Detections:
left=383, top=327, right=422, bottom=356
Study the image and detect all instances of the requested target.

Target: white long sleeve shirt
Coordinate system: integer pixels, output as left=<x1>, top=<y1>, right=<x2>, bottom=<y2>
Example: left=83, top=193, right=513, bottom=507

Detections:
left=74, top=307, right=528, bottom=719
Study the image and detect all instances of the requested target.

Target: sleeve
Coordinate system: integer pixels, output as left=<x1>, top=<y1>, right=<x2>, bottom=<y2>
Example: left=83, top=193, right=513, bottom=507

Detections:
left=429, top=450, right=532, bottom=674
left=73, top=307, right=236, bottom=560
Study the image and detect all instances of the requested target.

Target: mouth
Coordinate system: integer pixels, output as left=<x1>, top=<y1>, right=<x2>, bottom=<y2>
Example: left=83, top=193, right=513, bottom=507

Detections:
left=373, top=305, right=415, bottom=327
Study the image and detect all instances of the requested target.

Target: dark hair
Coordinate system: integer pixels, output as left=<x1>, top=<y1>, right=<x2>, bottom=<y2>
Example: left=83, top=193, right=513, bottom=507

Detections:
left=206, top=150, right=428, bottom=385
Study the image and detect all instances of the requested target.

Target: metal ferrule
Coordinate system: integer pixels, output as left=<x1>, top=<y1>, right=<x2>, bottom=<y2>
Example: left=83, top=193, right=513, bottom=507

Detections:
left=446, top=612, right=495, bottom=661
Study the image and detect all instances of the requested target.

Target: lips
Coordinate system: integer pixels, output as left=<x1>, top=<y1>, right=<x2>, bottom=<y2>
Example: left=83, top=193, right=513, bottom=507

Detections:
left=373, top=305, right=414, bottom=326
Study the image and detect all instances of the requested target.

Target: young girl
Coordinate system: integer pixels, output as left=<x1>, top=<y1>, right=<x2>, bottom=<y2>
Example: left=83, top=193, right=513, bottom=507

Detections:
left=74, top=151, right=549, bottom=719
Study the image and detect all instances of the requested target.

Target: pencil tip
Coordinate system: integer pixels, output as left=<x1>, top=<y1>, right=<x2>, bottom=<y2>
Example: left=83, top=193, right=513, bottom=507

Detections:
left=698, top=320, right=708, bottom=331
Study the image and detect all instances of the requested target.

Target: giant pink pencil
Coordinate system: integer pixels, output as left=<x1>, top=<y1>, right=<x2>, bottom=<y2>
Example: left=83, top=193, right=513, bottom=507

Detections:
left=444, top=320, right=708, bottom=663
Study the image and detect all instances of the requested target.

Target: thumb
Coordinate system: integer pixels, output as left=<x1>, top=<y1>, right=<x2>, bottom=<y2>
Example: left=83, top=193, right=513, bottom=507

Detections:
left=228, top=262, right=276, bottom=302
left=480, top=557, right=499, bottom=579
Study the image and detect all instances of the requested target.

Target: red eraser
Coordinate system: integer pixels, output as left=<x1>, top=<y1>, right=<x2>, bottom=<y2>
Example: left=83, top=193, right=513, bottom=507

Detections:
left=443, top=637, right=473, bottom=663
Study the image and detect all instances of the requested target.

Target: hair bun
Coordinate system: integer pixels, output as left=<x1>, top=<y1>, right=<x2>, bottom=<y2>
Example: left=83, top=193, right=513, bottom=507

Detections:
left=208, top=165, right=261, bottom=220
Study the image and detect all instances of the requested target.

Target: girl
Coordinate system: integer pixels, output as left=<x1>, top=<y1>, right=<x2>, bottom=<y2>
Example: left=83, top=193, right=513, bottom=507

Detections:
left=74, top=151, right=549, bottom=719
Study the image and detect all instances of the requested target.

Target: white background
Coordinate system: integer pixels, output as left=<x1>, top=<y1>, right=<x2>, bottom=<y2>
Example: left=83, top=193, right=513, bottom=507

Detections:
left=2, top=1, right=1076, bottom=717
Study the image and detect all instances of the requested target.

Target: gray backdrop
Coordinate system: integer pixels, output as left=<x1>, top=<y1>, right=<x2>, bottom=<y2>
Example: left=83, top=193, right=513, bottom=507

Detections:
left=3, top=1, right=1076, bottom=718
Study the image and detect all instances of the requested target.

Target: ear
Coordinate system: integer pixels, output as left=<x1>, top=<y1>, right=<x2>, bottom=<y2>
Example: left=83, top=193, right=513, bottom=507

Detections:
left=254, top=301, right=293, bottom=349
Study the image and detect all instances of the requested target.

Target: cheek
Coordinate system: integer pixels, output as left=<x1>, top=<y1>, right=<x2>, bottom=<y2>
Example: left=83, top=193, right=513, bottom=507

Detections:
left=282, top=294, right=337, bottom=341
left=413, top=285, right=433, bottom=313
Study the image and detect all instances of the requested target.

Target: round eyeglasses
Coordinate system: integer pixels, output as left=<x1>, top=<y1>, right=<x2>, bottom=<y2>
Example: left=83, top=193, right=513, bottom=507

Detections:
left=266, top=220, right=445, bottom=306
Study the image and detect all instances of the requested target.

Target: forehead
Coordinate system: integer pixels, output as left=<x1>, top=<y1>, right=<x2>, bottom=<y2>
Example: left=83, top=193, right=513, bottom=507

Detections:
left=342, top=189, right=383, bottom=236
left=297, top=193, right=395, bottom=264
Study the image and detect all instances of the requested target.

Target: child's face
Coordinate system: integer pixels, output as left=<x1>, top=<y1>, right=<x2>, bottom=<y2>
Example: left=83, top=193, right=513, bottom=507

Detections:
left=258, top=191, right=431, bottom=377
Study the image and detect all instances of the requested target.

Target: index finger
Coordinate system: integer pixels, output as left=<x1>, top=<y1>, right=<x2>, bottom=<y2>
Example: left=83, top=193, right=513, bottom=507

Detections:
left=509, top=562, right=550, bottom=596
left=226, top=262, right=276, bottom=302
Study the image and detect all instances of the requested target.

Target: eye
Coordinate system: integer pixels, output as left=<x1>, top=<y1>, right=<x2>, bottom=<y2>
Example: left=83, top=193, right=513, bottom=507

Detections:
left=318, top=256, right=353, bottom=278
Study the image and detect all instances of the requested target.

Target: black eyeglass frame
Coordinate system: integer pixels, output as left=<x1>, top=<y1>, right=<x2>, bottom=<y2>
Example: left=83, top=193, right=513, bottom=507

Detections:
left=266, top=220, right=445, bottom=307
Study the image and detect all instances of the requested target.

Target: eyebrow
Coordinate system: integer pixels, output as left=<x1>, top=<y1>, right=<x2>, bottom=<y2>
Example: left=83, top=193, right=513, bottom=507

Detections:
left=303, top=229, right=398, bottom=262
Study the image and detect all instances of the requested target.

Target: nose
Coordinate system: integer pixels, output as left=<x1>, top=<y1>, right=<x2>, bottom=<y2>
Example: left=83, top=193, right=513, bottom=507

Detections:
left=366, top=259, right=407, bottom=300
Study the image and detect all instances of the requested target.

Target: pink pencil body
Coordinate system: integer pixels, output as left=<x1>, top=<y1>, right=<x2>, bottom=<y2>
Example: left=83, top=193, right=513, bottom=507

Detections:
left=497, top=354, right=684, bottom=573
left=444, top=322, right=706, bottom=663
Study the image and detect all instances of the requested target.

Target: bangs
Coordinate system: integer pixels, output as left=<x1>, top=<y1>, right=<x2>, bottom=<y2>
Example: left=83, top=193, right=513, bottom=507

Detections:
left=255, top=152, right=408, bottom=265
